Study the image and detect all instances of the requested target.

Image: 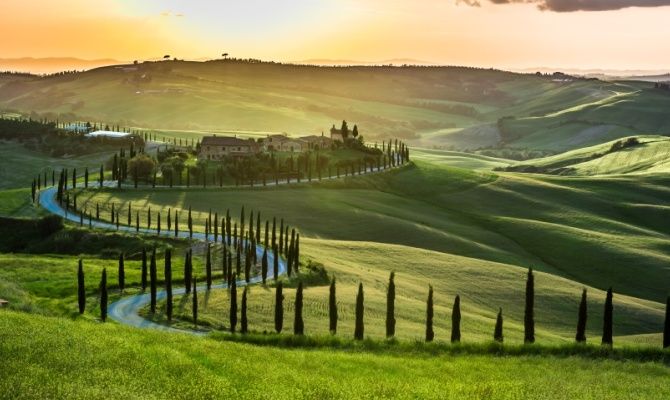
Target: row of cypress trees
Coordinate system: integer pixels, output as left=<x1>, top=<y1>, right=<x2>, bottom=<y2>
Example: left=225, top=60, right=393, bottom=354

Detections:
left=78, top=258, right=670, bottom=348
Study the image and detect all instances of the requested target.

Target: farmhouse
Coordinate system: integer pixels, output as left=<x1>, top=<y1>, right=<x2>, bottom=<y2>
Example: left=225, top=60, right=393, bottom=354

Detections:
left=301, top=134, right=333, bottom=150
left=199, top=135, right=260, bottom=160
left=330, top=125, right=345, bottom=141
left=264, top=134, right=289, bottom=151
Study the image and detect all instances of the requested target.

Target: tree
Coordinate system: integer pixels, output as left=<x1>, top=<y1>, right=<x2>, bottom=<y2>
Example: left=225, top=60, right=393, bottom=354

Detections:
left=192, top=277, right=198, bottom=327
left=329, top=277, right=337, bottom=334
left=150, top=248, right=157, bottom=313
left=118, top=253, right=125, bottom=293
left=206, top=245, right=212, bottom=290
left=77, top=259, right=85, bottom=314
left=386, top=272, right=396, bottom=338
left=524, top=268, right=535, bottom=344
left=354, top=283, right=364, bottom=340
left=100, top=268, right=108, bottom=322
left=184, top=250, right=192, bottom=294
left=241, top=286, right=248, bottom=334
left=165, top=249, right=173, bottom=322
left=275, top=282, right=284, bottom=333
left=230, top=275, right=238, bottom=333
left=494, top=308, right=503, bottom=343
left=340, top=120, right=349, bottom=140
left=128, top=154, right=156, bottom=183
left=141, top=248, right=147, bottom=291
left=426, top=285, right=434, bottom=342
left=602, top=287, right=613, bottom=346
left=293, top=234, right=300, bottom=274
left=273, top=245, right=279, bottom=281
left=84, top=167, right=89, bottom=188
left=664, top=296, right=670, bottom=349
left=352, top=124, right=359, bottom=138
left=294, top=281, right=304, bottom=335
left=99, top=164, right=104, bottom=188
left=451, top=295, right=461, bottom=343
left=576, top=289, right=588, bottom=343
left=188, top=206, right=193, bottom=238
left=261, top=248, right=268, bottom=284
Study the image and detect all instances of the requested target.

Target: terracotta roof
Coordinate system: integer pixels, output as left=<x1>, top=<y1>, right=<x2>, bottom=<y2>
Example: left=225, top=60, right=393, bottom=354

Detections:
left=201, top=136, right=256, bottom=147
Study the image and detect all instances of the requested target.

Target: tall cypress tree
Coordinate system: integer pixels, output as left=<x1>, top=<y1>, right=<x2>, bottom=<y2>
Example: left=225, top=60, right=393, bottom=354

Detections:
left=294, top=281, right=304, bottom=335
left=165, top=249, right=173, bottom=322
left=141, top=248, right=147, bottom=291
left=118, top=253, right=125, bottom=293
left=451, top=295, right=461, bottom=343
left=354, top=283, right=365, bottom=340
left=329, top=277, right=337, bottom=334
left=192, top=277, right=198, bottom=327
left=494, top=308, right=504, bottom=343
left=524, top=268, right=535, bottom=344
left=256, top=212, right=261, bottom=244
left=241, top=286, right=248, bottom=334
left=602, top=287, right=613, bottom=346
left=275, top=282, right=284, bottom=333
left=150, top=248, right=157, bottom=313
left=271, top=217, right=277, bottom=248
left=273, top=244, right=279, bottom=281
left=100, top=268, right=108, bottom=322
left=426, top=285, right=434, bottom=342
left=293, top=234, right=300, bottom=274
left=230, top=275, right=238, bottom=333
left=206, top=244, right=212, bottom=290
left=386, top=272, right=396, bottom=338
left=77, top=259, right=85, bottom=314
left=664, top=296, right=670, bottom=349
left=188, top=206, right=193, bottom=238
left=261, top=248, right=268, bottom=284
left=184, top=250, right=192, bottom=294
left=576, top=289, right=588, bottom=343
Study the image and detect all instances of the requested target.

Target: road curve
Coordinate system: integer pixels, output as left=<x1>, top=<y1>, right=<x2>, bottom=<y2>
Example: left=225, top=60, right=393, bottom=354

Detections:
left=39, top=186, right=287, bottom=335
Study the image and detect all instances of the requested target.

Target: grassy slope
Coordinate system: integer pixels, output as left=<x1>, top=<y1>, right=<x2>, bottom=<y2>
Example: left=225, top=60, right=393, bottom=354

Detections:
left=510, top=135, right=670, bottom=175
left=0, top=140, right=111, bottom=190
left=75, top=158, right=670, bottom=304
left=1, top=310, right=669, bottom=400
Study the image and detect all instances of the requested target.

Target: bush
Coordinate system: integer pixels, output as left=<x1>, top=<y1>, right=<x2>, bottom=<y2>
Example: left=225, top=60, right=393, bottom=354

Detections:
left=37, top=215, right=63, bottom=237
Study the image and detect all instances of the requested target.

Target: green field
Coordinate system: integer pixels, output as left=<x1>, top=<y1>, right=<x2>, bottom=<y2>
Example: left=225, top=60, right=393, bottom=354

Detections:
left=1, top=310, right=669, bottom=399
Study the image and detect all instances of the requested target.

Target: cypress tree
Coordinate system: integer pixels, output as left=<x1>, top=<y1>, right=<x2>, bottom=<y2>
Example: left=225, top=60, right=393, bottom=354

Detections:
left=147, top=208, right=151, bottom=230
left=174, top=210, right=179, bottom=237
left=602, top=287, right=613, bottom=346
left=524, top=268, right=535, bottom=344
left=188, top=206, right=193, bottom=238
left=77, top=259, right=85, bottom=314
left=294, top=234, right=300, bottom=274
left=84, top=167, right=89, bottom=188
left=118, top=253, right=125, bottom=293
left=241, top=286, right=248, bottom=334
left=273, top=244, right=279, bottom=281
left=230, top=275, right=238, bottom=333
left=576, top=289, right=588, bottom=343
left=167, top=208, right=172, bottom=232
left=294, top=281, right=305, bottom=335
left=100, top=268, right=108, bottom=322
left=494, top=308, right=504, bottom=343
left=256, top=212, right=261, bottom=244
left=141, top=248, right=147, bottom=291
left=279, top=218, right=284, bottom=253
left=244, top=245, right=251, bottom=283
left=214, top=212, right=219, bottom=242
left=236, top=245, right=241, bottom=277
left=261, top=248, right=268, bottom=284
left=150, top=248, right=157, bottom=313
left=127, top=203, right=131, bottom=226
left=426, top=285, right=434, bottom=342
left=329, top=277, right=337, bottom=334
left=265, top=220, right=269, bottom=247
left=386, top=272, right=396, bottom=338
left=664, top=296, right=670, bottom=349
left=135, top=211, right=139, bottom=233
left=206, top=244, right=212, bottom=290
left=275, top=282, right=284, bottom=333
left=165, top=249, right=173, bottom=322
left=451, top=295, right=461, bottom=343
left=271, top=217, right=276, bottom=248
left=354, top=283, right=364, bottom=340
left=157, top=212, right=161, bottom=235
left=192, top=277, right=198, bottom=327
left=184, top=250, right=192, bottom=294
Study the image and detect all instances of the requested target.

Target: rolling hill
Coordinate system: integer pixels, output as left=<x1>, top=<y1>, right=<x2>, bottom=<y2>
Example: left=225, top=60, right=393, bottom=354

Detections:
left=2, top=61, right=669, bottom=151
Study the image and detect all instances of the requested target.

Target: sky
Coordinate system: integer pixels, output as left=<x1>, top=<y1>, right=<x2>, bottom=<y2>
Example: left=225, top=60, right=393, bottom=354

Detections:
left=1, top=0, right=670, bottom=71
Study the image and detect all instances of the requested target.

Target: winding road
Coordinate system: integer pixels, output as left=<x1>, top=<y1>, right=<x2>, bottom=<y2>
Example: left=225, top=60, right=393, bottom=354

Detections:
left=39, top=186, right=287, bottom=335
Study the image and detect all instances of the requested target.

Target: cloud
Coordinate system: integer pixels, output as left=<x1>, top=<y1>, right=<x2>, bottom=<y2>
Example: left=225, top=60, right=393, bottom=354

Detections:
left=459, top=0, right=670, bottom=12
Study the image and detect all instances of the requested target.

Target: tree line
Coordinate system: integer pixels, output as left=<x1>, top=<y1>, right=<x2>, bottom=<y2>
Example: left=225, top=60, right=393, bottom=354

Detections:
left=78, top=260, right=670, bottom=348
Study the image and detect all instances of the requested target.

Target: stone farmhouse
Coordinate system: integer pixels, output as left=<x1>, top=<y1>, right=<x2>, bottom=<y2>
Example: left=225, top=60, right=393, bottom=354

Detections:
left=199, top=135, right=260, bottom=160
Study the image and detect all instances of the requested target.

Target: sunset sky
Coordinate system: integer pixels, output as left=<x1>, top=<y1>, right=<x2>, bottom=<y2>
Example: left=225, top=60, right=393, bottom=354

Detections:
left=1, top=0, right=670, bottom=71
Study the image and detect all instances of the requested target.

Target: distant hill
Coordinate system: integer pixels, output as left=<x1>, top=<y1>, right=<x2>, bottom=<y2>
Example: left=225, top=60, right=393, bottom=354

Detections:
left=0, top=57, right=123, bottom=74
left=1, top=59, right=669, bottom=151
